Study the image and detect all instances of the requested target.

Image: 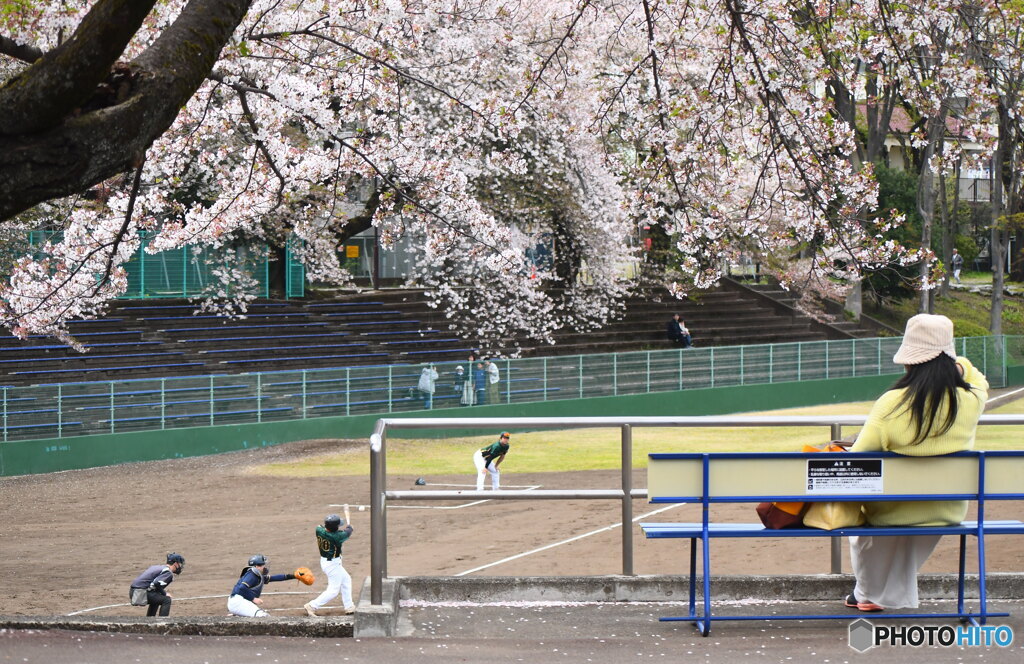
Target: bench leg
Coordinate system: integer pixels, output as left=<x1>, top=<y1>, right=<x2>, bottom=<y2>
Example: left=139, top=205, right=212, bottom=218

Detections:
left=957, top=534, right=967, bottom=620
left=689, top=537, right=697, bottom=617
left=977, top=530, right=989, bottom=625
left=698, top=535, right=711, bottom=636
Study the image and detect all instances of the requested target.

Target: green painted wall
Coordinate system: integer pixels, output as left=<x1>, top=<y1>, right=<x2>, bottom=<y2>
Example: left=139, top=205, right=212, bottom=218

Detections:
left=0, top=373, right=904, bottom=477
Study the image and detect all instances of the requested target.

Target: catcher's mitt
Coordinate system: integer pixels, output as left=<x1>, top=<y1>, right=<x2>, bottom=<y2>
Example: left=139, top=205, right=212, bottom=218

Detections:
left=294, top=566, right=315, bottom=585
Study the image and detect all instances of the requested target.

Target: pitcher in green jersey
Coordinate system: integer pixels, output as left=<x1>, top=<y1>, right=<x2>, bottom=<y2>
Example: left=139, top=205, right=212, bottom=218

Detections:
left=473, top=432, right=510, bottom=490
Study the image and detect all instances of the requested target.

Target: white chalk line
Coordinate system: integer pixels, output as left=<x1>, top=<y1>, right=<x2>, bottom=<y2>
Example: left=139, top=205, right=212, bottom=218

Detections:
left=450, top=389, right=1024, bottom=577
left=67, top=591, right=318, bottom=616
left=454, top=503, right=684, bottom=577
left=330, top=483, right=541, bottom=511
left=989, top=386, right=1024, bottom=403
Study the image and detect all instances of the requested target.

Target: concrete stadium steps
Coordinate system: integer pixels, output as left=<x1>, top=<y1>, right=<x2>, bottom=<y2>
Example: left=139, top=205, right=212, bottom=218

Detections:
left=0, top=284, right=859, bottom=387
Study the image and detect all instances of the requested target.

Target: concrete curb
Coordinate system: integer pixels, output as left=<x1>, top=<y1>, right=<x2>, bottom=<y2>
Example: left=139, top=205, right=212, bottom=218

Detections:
left=0, top=615, right=353, bottom=637
left=397, top=573, right=1024, bottom=603
left=6, top=574, right=1022, bottom=638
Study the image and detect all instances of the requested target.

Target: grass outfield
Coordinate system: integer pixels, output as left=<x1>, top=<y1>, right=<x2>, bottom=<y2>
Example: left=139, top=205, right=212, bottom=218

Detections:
left=254, top=396, right=1023, bottom=478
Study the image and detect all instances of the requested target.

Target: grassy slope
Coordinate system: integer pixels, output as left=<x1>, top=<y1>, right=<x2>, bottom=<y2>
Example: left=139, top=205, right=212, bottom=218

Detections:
left=866, top=287, right=1024, bottom=336
left=255, top=397, right=1023, bottom=478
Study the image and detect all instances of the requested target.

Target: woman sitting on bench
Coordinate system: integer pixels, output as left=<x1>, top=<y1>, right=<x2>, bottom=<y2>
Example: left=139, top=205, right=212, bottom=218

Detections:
left=846, top=314, right=988, bottom=612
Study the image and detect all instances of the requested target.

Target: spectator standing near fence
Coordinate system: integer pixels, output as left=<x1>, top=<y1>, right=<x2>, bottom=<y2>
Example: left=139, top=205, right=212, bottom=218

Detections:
left=128, top=553, right=184, bottom=617
left=473, top=362, right=488, bottom=405
left=485, top=358, right=500, bottom=404
left=417, top=363, right=438, bottom=409
left=455, top=365, right=475, bottom=406
left=845, top=314, right=987, bottom=612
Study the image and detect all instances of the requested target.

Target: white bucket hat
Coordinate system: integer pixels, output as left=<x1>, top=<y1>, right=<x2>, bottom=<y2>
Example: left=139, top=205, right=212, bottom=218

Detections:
left=892, top=314, right=956, bottom=365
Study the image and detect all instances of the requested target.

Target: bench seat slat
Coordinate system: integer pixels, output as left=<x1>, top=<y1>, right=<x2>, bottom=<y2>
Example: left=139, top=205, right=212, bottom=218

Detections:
left=640, top=520, right=1024, bottom=538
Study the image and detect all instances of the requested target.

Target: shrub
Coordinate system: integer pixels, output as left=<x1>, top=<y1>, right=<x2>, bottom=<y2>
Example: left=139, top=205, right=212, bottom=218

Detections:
left=953, top=319, right=990, bottom=337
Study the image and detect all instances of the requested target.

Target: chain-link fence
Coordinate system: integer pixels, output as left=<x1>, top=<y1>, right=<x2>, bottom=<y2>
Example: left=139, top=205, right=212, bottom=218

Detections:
left=2, top=335, right=1020, bottom=442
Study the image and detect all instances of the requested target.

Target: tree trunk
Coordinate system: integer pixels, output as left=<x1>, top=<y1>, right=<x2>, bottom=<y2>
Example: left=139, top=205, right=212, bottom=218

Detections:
left=917, top=113, right=947, bottom=314
left=0, top=0, right=253, bottom=221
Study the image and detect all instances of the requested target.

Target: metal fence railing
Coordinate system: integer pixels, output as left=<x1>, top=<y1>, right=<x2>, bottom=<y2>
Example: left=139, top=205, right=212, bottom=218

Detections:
left=2, top=335, right=1021, bottom=443
left=367, top=414, right=1024, bottom=603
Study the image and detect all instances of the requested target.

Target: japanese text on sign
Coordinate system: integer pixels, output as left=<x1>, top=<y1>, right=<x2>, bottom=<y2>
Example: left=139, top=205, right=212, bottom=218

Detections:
left=806, top=459, right=883, bottom=494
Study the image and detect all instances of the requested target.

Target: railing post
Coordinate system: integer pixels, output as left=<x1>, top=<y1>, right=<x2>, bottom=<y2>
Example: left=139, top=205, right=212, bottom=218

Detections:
left=612, top=354, right=618, bottom=395
left=109, top=381, right=115, bottom=434
left=387, top=366, right=393, bottom=412
left=710, top=347, right=715, bottom=388
left=346, top=368, right=351, bottom=416
left=370, top=430, right=385, bottom=605
left=825, top=341, right=830, bottom=380
left=209, top=376, right=215, bottom=426
left=506, top=359, right=512, bottom=404
left=57, top=384, right=63, bottom=438
left=621, top=424, right=634, bottom=576
left=256, top=373, right=263, bottom=423
left=543, top=357, right=549, bottom=400
left=768, top=345, right=773, bottom=383
left=678, top=349, right=683, bottom=390
left=302, top=370, right=308, bottom=419
left=740, top=346, right=745, bottom=385
left=646, top=352, right=651, bottom=393
left=797, top=343, right=802, bottom=381
left=161, top=378, right=166, bottom=430
left=830, top=421, right=843, bottom=574
left=578, top=355, right=584, bottom=399
left=2, top=386, right=7, bottom=442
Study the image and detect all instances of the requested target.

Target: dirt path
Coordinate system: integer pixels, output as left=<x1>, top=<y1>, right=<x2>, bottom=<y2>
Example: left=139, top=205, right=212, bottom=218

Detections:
left=1, top=438, right=1020, bottom=617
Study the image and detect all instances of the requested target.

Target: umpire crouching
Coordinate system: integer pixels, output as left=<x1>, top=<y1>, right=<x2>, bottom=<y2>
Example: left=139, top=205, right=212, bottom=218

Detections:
left=129, top=552, right=185, bottom=616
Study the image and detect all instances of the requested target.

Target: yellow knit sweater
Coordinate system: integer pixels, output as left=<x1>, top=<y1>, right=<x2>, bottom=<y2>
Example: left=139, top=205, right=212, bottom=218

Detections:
left=850, top=356, right=988, bottom=526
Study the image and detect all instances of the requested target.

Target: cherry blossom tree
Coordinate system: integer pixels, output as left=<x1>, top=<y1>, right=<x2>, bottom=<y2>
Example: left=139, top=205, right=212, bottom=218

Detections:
left=0, top=0, right=1012, bottom=348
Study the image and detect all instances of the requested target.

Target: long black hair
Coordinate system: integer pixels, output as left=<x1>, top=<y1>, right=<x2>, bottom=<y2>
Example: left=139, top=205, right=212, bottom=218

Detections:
left=888, top=353, right=977, bottom=444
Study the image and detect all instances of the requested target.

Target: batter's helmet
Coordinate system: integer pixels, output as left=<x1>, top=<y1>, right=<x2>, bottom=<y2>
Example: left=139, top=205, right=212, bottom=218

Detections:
left=325, top=514, right=342, bottom=532
left=248, top=554, right=268, bottom=566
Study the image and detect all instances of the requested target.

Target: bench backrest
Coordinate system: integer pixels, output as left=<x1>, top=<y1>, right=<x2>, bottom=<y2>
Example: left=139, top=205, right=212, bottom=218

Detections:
left=648, top=451, right=1024, bottom=503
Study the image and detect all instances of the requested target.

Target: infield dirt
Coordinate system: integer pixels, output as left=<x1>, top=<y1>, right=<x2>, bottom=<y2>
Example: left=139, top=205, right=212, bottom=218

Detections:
left=1, top=438, right=1021, bottom=617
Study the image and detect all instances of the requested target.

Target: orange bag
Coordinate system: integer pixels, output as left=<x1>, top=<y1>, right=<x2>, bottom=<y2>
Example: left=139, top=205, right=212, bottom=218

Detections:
left=756, top=442, right=849, bottom=529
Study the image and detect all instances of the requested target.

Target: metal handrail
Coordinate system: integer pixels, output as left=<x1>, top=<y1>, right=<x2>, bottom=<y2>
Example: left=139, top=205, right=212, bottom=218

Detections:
left=368, top=414, right=1024, bottom=604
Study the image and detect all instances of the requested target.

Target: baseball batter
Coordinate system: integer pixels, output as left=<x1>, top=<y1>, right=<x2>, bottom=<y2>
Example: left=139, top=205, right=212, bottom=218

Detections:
left=227, top=554, right=297, bottom=617
left=304, top=509, right=355, bottom=616
left=473, top=432, right=510, bottom=490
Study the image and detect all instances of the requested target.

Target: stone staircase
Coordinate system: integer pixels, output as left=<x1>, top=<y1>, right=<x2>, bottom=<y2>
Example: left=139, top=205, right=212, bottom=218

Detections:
left=0, top=282, right=864, bottom=387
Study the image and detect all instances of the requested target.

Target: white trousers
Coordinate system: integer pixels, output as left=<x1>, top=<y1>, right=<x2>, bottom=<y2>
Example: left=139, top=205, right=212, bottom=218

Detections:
left=309, top=556, right=354, bottom=610
left=227, top=593, right=268, bottom=617
left=473, top=450, right=500, bottom=490
left=850, top=534, right=942, bottom=608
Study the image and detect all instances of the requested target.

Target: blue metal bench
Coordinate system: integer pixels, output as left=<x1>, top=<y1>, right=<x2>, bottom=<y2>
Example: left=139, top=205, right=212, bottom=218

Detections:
left=222, top=352, right=388, bottom=365
left=0, top=341, right=161, bottom=353
left=308, top=301, right=385, bottom=307
left=343, top=320, right=420, bottom=326
left=361, top=329, right=438, bottom=336
left=640, top=450, right=1024, bottom=635
left=11, top=362, right=205, bottom=376
left=321, top=310, right=403, bottom=317
left=0, top=351, right=185, bottom=365
left=198, top=343, right=368, bottom=355
left=165, top=323, right=327, bottom=333
left=382, top=338, right=461, bottom=346
left=99, top=406, right=293, bottom=424
left=181, top=333, right=350, bottom=343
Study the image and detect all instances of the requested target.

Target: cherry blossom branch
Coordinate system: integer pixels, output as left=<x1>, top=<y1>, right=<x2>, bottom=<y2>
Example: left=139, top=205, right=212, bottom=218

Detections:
left=0, top=34, right=43, bottom=63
